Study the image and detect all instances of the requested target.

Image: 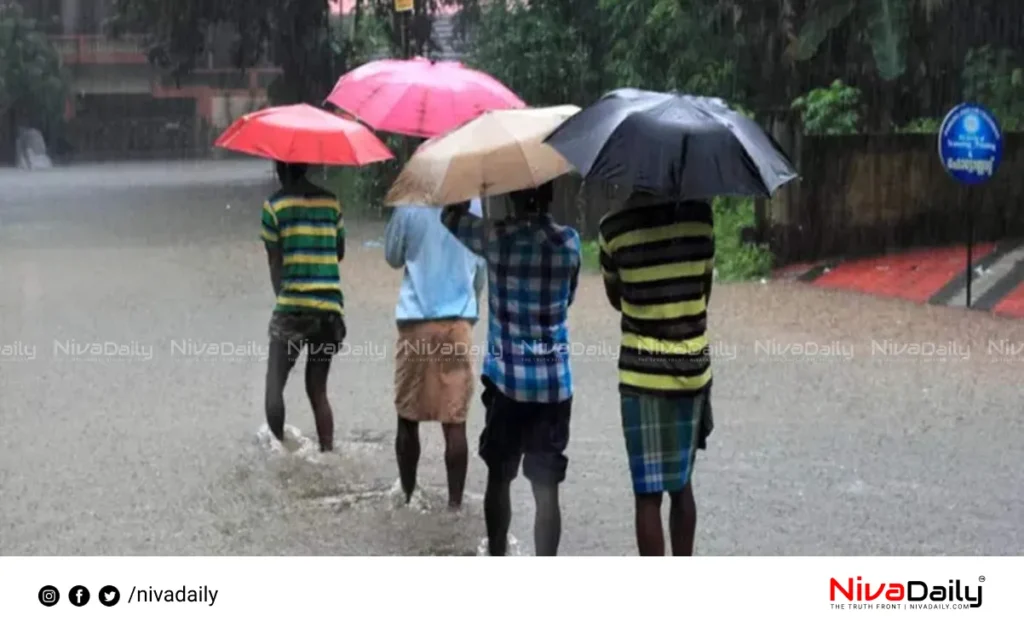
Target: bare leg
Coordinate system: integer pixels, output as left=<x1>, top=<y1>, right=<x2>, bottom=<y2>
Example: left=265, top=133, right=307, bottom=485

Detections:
left=441, top=423, right=468, bottom=509
left=669, top=483, right=697, bottom=556
left=484, top=467, right=513, bottom=556
left=305, top=349, right=334, bottom=452
left=395, top=417, right=420, bottom=503
left=265, top=340, right=296, bottom=443
left=531, top=482, right=561, bottom=556
left=635, top=493, right=665, bottom=556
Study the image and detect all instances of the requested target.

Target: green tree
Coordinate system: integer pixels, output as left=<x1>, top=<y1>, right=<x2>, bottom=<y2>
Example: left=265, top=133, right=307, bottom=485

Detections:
left=0, top=3, right=67, bottom=164
left=706, top=0, right=802, bottom=116
left=962, top=46, right=1024, bottom=131
left=464, top=1, right=592, bottom=106
left=601, top=0, right=738, bottom=99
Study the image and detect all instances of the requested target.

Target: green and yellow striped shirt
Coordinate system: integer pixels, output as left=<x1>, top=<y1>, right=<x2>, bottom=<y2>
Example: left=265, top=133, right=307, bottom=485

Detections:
left=261, top=188, right=345, bottom=314
left=599, top=201, right=714, bottom=396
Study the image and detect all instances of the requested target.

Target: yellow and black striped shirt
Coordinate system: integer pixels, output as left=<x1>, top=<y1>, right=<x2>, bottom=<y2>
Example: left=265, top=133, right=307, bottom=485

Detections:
left=261, top=187, right=345, bottom=315
left=598, top=201, right=714, bottom=396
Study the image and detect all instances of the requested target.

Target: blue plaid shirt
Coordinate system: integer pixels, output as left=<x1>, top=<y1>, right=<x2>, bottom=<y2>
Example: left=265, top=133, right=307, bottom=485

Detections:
left=442, top=208, right=581, bottom=403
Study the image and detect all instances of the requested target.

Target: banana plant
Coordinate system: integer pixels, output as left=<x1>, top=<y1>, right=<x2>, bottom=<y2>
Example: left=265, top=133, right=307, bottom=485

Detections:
left=791, top=0, right=946, bottom=81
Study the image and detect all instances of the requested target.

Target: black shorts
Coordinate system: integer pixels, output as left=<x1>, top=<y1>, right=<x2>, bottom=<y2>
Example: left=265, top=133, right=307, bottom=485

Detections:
left=268, top=311, right=346, bottom=358
left=478, top=376, right=572, bottom=485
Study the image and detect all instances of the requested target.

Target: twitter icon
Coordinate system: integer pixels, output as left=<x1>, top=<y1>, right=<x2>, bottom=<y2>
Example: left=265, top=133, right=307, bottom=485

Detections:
left=99, top=585, right=120, bottom=607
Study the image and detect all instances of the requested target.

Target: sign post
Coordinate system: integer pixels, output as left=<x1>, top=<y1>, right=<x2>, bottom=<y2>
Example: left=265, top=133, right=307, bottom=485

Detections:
left=937, top=103, right=1003, bottom=308
left=394, top=0, right=413, bottom=59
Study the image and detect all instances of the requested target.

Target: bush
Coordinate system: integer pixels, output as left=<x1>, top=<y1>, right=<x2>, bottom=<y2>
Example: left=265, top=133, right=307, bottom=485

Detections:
left=581, top=198, right=773, bottom=281
left=897, top=118, right=940, bottom=134
left=712, top=197, right=774, bottom=281
left=318, top=135, right=407, bottom=220
left=580, top=240, right=602, bottom=272
left=791, top=80, right=862, bottom=136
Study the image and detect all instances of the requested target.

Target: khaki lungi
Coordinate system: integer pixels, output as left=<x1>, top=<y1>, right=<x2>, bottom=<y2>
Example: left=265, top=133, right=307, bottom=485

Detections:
left=394, top=319, right=474, bottom=424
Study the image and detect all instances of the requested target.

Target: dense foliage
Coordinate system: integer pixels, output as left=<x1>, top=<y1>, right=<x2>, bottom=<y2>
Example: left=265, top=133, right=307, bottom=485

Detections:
left=111, top=0, right=1023, bottom=278
left=962, top=46, right=1024, bottom=131
left=111, top=0, right=1024, bottom=132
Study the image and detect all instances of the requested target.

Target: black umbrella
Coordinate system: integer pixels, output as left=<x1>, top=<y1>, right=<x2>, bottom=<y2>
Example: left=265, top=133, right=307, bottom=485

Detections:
left=544, top=88, right=798, bottom=199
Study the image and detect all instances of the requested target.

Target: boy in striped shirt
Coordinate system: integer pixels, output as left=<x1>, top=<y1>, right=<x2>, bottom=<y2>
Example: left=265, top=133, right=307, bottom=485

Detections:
left=261, top=162, right=346, bottom=453
left=599, top=193, right=715, bottom=556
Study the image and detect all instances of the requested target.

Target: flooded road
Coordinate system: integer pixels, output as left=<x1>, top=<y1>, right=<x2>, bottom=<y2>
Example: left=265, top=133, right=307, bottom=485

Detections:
left=1, top=160, right=1022, bottom=555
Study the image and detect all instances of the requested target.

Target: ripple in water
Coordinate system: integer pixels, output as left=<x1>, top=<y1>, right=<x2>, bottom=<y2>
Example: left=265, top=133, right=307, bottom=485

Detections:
left=252, top=425, right=389, bottom=502
left=477, top=535, right=525, bottom=557
left=249, top=425, right=526, bottom=555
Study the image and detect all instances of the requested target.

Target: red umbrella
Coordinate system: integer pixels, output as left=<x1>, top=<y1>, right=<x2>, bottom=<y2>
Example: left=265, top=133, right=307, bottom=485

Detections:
left=325, top=57, right=526, bottom=138
left=214, top=103, right=394, bottom=166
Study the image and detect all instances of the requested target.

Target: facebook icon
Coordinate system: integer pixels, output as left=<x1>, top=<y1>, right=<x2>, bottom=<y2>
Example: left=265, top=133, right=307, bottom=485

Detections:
left=69, top=585, right=90, bottom=606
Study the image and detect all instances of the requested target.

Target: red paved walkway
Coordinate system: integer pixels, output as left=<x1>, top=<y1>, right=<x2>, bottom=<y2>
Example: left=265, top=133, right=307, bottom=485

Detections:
left=809, top=244, right=996, bottom=304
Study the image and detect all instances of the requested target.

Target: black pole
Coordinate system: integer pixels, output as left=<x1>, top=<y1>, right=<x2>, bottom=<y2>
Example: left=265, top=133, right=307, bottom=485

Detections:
left=966, top=206, right=974, bottom=308
left=400, top=6, right=412, bottom=162
left=402, top=9, right=411, bottom=59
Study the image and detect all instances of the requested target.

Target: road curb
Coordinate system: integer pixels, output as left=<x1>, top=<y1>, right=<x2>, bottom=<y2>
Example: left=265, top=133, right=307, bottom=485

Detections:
left=779, top=241, right=1024, bottom=319
left=927, top=239, right=1023, bottom=307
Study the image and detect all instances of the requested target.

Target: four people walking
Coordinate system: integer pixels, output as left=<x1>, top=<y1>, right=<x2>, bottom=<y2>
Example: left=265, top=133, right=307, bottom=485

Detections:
left=247, top=63, right=798, bottom=558
left=261, top=168, right=713, bottom=556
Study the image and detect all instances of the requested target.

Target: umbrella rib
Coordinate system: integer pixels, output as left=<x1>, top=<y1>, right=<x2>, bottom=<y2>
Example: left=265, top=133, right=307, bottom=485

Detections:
left=416, top=84, right=430, bottom=138
left=287, top=128, right=297, bottom=164
left=344, top=79, right=404, bottom=130
left=347, top=78, right=395, bottom=114
left=511, top=131, right=539, bottom=190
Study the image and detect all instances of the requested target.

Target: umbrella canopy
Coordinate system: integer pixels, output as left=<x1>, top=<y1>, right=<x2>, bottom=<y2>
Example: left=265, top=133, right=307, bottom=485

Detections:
left=325, top=57, right=526, bottom=138
left=544, top=89, right=798, bottom=199
left=385, top=105, right=580, bottom=207
left=214, top=103, right=394, bottom=166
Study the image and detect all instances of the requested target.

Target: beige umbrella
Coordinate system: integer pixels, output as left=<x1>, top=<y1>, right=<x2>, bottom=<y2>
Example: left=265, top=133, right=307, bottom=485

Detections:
left=385, top=105, right=581, bottom=207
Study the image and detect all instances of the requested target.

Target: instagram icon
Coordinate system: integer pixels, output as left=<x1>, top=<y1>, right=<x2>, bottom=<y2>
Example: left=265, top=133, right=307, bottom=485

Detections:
left=38, top=586, right=60, bottom=607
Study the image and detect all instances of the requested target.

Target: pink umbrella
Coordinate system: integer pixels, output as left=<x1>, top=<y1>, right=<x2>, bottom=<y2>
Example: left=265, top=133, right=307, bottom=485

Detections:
left=325, top=57, right=526, bottom=138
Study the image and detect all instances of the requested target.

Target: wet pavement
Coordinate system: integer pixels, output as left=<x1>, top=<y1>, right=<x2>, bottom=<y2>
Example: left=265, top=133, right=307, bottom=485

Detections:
left=1, top=160, right=1022, bottom=556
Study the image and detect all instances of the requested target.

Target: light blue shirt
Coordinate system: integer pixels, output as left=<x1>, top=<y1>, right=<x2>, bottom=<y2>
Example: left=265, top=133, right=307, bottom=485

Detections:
left=385, top=200, right=486, bottom=323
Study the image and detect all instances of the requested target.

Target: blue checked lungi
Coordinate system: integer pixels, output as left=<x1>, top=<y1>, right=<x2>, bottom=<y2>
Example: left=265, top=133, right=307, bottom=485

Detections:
left=621, top=392, right=706, bottom=495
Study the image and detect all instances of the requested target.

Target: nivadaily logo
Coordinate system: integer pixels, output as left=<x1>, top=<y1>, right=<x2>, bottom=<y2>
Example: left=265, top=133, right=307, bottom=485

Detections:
left=830, top=576, right=984, bottom=610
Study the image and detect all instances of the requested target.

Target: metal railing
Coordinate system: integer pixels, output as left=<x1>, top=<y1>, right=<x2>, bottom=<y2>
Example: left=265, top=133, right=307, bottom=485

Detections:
left=50, top=34, right=148, bottom=63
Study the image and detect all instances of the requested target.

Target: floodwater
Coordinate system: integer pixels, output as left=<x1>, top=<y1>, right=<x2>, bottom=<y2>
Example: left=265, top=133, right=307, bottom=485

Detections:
left=1, top=160, right=1022, bottom=555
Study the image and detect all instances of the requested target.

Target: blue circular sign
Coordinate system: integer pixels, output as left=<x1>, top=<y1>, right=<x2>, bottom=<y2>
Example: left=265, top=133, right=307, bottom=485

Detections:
left=938, top=103, right=1003, bottom=185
